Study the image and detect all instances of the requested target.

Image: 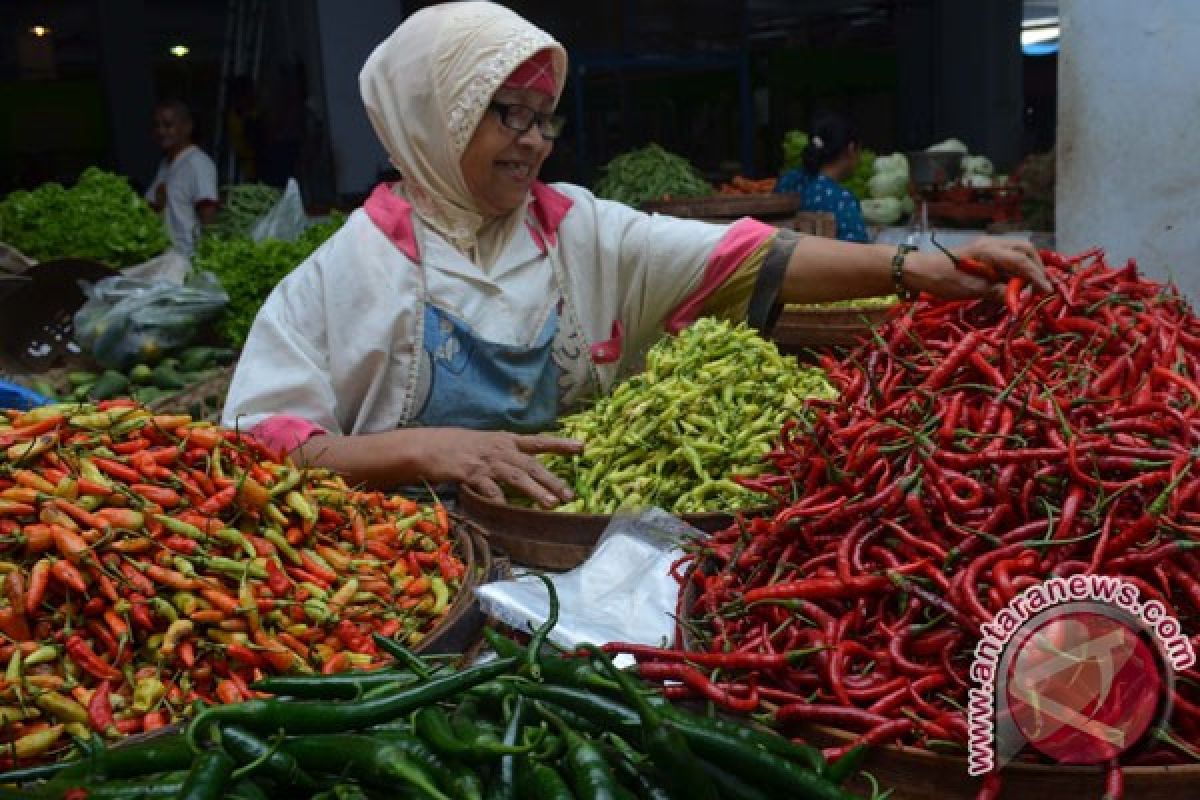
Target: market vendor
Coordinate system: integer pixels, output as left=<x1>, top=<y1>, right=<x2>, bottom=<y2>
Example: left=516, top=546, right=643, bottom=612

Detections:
left=145, top=99, right=219, bottom=257
left=776, top=112, right=870, bottom=243
left=222, top=1, right=1048, bottom=508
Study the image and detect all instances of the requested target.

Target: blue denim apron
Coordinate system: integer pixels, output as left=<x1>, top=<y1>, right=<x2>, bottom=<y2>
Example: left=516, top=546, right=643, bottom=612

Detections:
left=411, top=303, right=561, bottom=433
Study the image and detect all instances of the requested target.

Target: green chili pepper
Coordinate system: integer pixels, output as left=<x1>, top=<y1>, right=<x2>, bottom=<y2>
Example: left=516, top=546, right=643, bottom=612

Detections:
left=534, top=703, right=623, bottom=800
left=525, top=574, right=558, bottom=681
left=186, top=657, right=519, bottom=744
left=280, top=735, right=451, bottom=800
left=219, top=725, right=317, bottom=789
left=178, top=748, right=236, bottom=800
left=515, top=761, right=575, bottom=800
left=580, top=644, right=717, bottom=800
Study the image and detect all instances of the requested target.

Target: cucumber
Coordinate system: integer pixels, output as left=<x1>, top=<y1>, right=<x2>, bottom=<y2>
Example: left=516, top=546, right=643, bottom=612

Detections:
left=89, top=370, right=130, bottom=401
left=150, top=363, right=187, bottom=391
left=68, top=371, right=99, bottom=388
left=30, top=379, right=58, bottom=401
left=178, top=347, right=237, bottom=372
left=130, top=364, right=155, bottom=385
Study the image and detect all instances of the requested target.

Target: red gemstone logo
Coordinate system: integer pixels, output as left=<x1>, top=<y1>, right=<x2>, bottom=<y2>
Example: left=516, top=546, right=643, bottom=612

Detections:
left=1003, top=610, right=1163, bottom=765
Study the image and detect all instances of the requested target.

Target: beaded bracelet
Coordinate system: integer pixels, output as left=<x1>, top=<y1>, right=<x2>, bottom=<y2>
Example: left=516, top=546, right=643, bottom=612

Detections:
left=891, top=243, right=917, bottom=301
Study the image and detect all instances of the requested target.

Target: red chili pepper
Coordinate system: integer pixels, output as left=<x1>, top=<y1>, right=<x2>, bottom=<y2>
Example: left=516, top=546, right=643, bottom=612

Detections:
left=66, top=634, right=123, bottom=681
left=636, top=662, right=760, bottom=713
left=87, top=680, right=116, bottom=732
left=197, top=485, right=237, bottom=515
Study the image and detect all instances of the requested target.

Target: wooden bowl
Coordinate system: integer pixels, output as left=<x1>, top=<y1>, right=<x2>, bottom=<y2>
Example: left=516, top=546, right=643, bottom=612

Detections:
left=641, top=193, right=802, bottom=225
left=458, top=486, right=759, bottom=570
left=771, top=303, right=897, bottom=351
left=799, top=722, right=1197, bottom=800
left=412, top=515, right=493, bottom=655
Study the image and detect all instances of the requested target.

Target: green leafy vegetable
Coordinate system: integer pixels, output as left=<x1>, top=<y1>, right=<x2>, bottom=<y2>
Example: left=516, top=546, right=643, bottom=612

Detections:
left=593, top=143, right=712, bottom=207
left=0, top=168, right=169, bottom=267
left=193, top=215, right=345, bottom=346
left=781, top=130, right=809, bottom=172
left=844, top=147, right=877, bottom=200
left=208, top=183, right=283, bottom=240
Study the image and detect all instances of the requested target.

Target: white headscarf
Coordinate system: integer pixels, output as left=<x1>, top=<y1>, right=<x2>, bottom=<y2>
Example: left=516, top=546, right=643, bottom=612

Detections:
left=359, top=2, right=567, bottom=267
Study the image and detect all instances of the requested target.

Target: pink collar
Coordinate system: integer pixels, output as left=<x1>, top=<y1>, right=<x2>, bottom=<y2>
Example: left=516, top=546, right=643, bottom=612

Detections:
left=363, top=181, right=573, bottom=264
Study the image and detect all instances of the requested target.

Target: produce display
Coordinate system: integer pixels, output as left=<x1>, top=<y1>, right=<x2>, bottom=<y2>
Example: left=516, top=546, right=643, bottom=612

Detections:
left=192, top=215, right=345, bottom=346
left=207, top=184, right=284, bottom=241
left=0, top=582, right=874, bottom=800
left=783, top=296, right=899, bottom=313
left=635, top=250, right=1200, bottom=791
left=0, top=402, right=463, bottom=766
left=26, top=346, right=236, bottom=407
left=593, top=144, right=713, bottom=208
left=0, top=168, right=169, bottom=268
left=861, top=153, right=914, bottom=227
left=543, top=319, right=837, bottom=514
left=716, top=175, right=777, bottom=195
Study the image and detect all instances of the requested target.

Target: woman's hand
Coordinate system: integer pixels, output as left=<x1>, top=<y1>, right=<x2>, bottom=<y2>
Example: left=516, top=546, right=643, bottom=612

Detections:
left=906, top=237, right=1051, bottom=300
left=419, top=428, right=583, bottom=508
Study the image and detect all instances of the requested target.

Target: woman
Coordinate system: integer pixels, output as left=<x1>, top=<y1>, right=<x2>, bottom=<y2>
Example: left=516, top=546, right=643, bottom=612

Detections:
left=776, top=112, right=869, bottom=243
left=223, top=2, right=1047, bottom=507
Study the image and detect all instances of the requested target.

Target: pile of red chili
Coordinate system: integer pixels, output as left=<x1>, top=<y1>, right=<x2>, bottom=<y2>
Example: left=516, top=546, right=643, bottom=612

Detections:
left=617, top=250, right=1200, bottom=789
left=0, top=402, right=463, bottom=765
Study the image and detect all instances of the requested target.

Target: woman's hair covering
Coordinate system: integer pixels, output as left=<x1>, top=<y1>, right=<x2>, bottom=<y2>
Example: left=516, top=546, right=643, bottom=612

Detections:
left=359, top=2, right=567, bottom=265
left=503, top=49, right=558, bottom=95
left=802, top=110, right=858, bottom=174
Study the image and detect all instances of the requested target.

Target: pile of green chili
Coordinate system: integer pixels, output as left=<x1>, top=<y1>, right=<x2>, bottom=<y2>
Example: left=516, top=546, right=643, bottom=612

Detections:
left=0, top=579, right=876, bottom=800
left=544, top=318, right=838, bottom=514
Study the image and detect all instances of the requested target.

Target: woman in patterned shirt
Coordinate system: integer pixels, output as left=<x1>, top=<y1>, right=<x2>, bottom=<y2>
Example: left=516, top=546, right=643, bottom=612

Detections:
left=776, top=112, right=869, bottom=243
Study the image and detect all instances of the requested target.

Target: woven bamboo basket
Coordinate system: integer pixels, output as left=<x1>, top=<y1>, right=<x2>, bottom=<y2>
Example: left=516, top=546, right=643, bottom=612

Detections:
left=458, top=486, right=761, bottom=570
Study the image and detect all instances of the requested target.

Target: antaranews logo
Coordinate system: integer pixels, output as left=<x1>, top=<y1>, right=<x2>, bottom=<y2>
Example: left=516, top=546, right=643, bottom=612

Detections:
left=967, top=574, right=1195, bottom=775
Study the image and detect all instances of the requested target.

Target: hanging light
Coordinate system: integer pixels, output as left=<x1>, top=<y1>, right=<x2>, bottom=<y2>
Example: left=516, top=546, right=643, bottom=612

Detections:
left=30, top=25, right=51, bottom=37
left=169, top=44, right=190, bottom=58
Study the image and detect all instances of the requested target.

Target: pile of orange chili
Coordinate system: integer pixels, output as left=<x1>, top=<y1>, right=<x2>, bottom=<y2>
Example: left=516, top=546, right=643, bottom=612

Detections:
left=0, top=401, right=463, bottom=766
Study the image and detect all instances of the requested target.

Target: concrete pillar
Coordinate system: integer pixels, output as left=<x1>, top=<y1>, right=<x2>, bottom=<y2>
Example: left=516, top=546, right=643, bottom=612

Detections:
left=1057, top=0, right=1200, bottom=299
left=94, top=0, right=158, bottom=185
left=312, top=0, right=405, bottom=200
left=897, top=0, right=1023, bottom=169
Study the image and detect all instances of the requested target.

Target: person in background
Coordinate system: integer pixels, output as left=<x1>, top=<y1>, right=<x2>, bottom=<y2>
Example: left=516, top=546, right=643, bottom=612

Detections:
left=776, top=111, right=869, bottom=243
left=222, top=2, right=1047, bottom=507
left=145, top=99, right=219, bottom=256
left=225, top=76, right=261, bottom=182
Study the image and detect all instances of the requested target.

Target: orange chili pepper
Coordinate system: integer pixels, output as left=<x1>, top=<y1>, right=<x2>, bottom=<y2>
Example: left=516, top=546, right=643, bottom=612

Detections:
left=191, top=609, right=226, bottom=625
left=142, top=710, right=169, bottom=732
left=51, top=525, right=91, bottom=563
left=129, top=484, right=181, bottom=509
left=14, top=470, right=56, bottom=494
left=143, top=564, right=204, bottom=591
left=23, top=558, right=50, bottom=615
left=51, top=560, right=88, bottom=593
left=215, top=679, right=242, bottom=705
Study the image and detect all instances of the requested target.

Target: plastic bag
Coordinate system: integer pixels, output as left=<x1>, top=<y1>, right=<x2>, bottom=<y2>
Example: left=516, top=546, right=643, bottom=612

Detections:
left=250, top=178, right=309, bottom=243
left=73, top=271, right=229, bottom=369
left=120, top=250, right=193, bottom=285
left=475, top=509, right=700, bottom=657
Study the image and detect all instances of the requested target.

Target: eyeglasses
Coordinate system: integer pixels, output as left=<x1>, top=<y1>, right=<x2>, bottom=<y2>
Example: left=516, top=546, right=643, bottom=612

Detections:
left=489, top=102, right=567, bottom=140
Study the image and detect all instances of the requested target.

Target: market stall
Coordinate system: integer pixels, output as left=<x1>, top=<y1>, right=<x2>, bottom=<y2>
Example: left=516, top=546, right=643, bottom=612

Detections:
left=3, top=130, right=1194, bottom=800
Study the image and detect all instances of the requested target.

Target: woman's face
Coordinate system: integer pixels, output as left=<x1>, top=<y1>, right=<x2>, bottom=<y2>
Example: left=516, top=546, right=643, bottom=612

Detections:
left=461, top=87, right=555, bottom=217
